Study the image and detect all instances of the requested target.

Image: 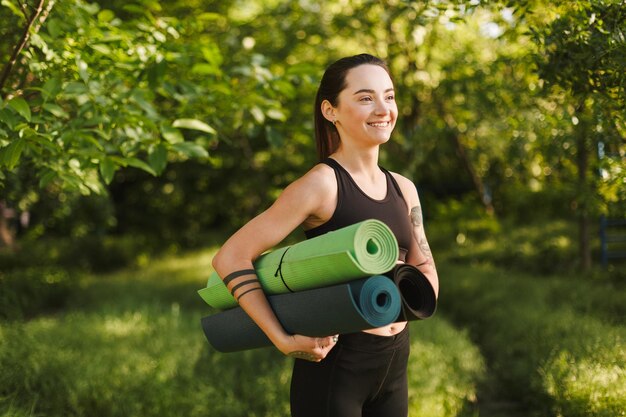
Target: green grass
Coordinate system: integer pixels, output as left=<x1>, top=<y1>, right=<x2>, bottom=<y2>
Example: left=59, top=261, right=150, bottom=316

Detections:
left=438, top=262, right=626, bottom=417
left=0, top=248, right=485, bottom=417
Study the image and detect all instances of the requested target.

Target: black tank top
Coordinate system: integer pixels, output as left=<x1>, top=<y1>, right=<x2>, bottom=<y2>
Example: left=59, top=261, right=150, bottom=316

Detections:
left=304, top=158, right=413, bottom=262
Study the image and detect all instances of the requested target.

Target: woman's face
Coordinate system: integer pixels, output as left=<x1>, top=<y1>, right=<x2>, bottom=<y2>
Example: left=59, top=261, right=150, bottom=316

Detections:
left=332, top=64, right=398, bottom=148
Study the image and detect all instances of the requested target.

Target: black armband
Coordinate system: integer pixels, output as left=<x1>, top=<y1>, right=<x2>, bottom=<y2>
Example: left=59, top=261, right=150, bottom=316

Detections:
left=236, top=287, right=263, bottom=301
left=222, top=268, right=257, bottom=286
left=230, top=278, right=260, bottom=296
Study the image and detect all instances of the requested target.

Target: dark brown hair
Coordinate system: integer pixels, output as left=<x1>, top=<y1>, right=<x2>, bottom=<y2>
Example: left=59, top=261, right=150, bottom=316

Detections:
left=314, top=54, right=392, bottom=161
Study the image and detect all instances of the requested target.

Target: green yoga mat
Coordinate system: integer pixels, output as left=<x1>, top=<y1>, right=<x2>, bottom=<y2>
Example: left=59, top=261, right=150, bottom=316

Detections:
left=198, top=220, right=399, bottom=310
left=201, top=275, right=402, bottom=352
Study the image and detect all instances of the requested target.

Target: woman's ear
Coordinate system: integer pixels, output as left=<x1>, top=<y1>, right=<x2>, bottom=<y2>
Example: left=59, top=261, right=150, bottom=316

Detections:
left=321, top=100, right=336, bottom=123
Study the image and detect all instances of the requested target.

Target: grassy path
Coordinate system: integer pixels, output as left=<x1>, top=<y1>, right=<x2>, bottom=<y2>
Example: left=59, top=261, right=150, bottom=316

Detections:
left=438, top=262, right=626, bottom=417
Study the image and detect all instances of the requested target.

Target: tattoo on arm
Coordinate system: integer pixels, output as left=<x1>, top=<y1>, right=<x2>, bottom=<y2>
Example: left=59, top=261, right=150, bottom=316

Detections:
left=411, top=205, right=433, bottom=264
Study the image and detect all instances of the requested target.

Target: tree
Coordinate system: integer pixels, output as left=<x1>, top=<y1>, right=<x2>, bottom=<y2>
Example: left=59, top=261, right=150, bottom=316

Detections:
left=0, top=0, right=298, bottom=244
left=527, top=0, right=626, bottom=269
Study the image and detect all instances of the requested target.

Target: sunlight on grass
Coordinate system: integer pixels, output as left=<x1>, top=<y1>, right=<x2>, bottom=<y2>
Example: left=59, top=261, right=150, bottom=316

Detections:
left=110, top=247, right=218, bottom=284
left=1, top=246, right=488, bottom=417
left=441, top=262, right=626, bottom=417
left=101, top=311, right=151, bottom=337
left=408, top=320, right=485, bottom=416
left=543, top=349, right=626, bottom=417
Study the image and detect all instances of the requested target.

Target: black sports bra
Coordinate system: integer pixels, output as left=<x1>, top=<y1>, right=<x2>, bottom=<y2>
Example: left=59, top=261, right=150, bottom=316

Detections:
left=304, top=158, right=413, bottom=262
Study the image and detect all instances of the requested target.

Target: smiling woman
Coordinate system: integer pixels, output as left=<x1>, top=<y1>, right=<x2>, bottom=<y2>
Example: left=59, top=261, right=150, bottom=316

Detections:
left=211, top=53, right=439, bottom=417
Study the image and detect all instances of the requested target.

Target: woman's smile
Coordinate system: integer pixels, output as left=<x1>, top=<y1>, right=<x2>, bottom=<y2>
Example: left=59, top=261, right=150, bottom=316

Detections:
left=367, top=121, right=392, bottom=128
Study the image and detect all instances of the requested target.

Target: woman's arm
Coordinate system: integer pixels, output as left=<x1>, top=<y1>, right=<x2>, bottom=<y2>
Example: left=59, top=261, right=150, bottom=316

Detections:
left=392, top=173, right=439, bottom=297
left=211, top=165, right=337, bottom=360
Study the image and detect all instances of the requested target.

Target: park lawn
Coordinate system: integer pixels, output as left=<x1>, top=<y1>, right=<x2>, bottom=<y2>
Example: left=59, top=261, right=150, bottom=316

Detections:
left=0, top=248, right=485, bottom=417
left=439, top=261, right=626, bottom=417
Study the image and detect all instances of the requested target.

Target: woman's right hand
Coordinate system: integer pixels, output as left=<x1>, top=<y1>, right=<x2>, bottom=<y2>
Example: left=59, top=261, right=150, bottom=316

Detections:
left=276, top=333, right=338, bottom=362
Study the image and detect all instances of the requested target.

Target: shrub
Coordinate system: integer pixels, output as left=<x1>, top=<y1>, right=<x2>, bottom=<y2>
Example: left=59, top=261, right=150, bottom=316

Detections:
left=432, top=218, right=580, bottom=275
left=0, top=234, right=165, bottom=274
left=0, top=267, right=77, bottom=320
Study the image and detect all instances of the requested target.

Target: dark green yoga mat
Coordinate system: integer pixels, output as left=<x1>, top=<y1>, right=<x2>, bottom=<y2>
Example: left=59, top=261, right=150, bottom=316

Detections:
left=201, top=275, right=402, bottom=352
left=198, top=220, right=399, bottom=310
left=389, top=264, right=437, bottom=321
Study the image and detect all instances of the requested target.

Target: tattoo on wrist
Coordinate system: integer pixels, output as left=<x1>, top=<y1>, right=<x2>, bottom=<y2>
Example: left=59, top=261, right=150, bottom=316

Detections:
left=288, top=351, right=318, bottom=361
left=235, top=286, right=262, bottom=301
left=223, top=268, right=257, bottom=286
left=230, top=278, right=260, bottom=296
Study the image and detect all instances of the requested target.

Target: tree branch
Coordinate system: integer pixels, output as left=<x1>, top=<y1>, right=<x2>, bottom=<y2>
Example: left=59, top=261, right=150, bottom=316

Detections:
left=0, top=0, right=46, bottom=98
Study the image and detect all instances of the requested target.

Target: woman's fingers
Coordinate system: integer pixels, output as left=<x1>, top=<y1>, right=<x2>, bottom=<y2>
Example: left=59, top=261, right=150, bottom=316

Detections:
left=316, top=335, right=339, bottom=349
left=286, top=334, right=340, bottom=362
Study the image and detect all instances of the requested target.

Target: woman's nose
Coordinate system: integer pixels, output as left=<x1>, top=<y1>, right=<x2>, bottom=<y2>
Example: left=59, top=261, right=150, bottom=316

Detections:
left=374, top=100, right=390, bottom=115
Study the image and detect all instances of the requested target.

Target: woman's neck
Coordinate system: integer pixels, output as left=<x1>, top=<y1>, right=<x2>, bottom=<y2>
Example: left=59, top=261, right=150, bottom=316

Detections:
left=330, top=145, right=380, bottom=177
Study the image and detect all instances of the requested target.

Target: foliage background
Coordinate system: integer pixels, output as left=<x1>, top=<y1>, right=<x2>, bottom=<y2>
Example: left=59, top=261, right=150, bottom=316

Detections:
left=0, top=0, right=624, bottom=416
left=1, top=0, right=624, bottom=252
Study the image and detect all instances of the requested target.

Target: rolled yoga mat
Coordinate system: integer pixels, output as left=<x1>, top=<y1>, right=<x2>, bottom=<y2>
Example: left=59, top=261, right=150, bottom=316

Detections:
left=198, top=219, right=399, bottom=310
left=201, top=275, right=402, bottom=352
left=389, top=264, right=437, bottom=321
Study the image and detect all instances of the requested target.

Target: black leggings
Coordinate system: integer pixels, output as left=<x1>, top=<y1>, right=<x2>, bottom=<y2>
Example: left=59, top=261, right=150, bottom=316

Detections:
left=290, top=326, right=410, bottom=417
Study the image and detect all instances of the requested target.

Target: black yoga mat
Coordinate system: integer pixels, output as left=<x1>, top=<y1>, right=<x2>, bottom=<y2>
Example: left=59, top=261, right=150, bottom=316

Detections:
left=388, top=264, right=437, bottom=321
left=201, top=275, right=402, bottom=353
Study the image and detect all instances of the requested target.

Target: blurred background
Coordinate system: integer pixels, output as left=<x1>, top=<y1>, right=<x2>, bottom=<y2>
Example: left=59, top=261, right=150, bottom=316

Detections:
left=0, top=0, right=624, bottom=416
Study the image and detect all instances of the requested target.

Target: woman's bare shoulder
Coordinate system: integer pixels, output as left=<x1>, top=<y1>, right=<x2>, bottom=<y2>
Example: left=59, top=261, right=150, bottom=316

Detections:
left=290, top=162, right=337, bottom=228
left=292, top=162, right=337, bottom=196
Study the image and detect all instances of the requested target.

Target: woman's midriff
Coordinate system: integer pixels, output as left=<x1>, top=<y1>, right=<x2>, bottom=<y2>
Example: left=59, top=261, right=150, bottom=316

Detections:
left=362, top=321, right=407, bottom=337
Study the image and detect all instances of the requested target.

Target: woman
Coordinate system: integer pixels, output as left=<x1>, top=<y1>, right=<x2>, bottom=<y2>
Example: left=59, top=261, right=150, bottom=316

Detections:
left=212, top=53, right=439, bottom=417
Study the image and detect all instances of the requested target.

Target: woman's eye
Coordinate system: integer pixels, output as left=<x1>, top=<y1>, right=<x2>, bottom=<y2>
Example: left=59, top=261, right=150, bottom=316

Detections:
left=360, top=96, right=373, bottom=102
left=386, top=95, right=395, bottom=101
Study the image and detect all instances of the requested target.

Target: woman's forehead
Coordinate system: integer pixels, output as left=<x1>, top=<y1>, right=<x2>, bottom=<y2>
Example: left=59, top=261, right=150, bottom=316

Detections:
left=344, top=65, right=394, bottom=92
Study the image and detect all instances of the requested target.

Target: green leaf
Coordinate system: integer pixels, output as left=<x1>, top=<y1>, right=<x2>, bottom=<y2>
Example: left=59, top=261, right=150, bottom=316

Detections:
left=99, top=157, right=117, bottom=184
left=42, top=78, right=62, bottom=101
left=131, top=92, right=159, bottom=119
left=250, top=106, right=264, bottom=124
left=148, top=143, right=168, bottom=175
left=265, top=126, right=284, bottom=147
left=0, top=108, right=18, bottom=129
left=124, top=157, right=157, bottom=176
left=90, top=44, right=112, bottom=55
left=266, top=108, right=287, bottom=121
left=1, top=0, right=23, bottom=18
left=76, top=57, right=89, bottom=83
left=191, top=63, right=221, bottom=75
left=84, top=173, right=106, bottom=195
left=64, top=82, right=88, bottom=95
left=0, top=138, right=26, bottom=169
left=46, top=18, right=62, bottom=38
left=171, top=142, right=209, bottom=158
left=39, top=169, right=57, bottom=188
left=98, top=9, right=115, bottom=22
left=8, top=98, right=31, bottom=122
left=43, top=103, right=70, bottom=119
left=201, top=44, right=223, bottom=67
left=28, top=132, right=57, bottom=153
left=161, top=125, right=184, bottom=144
left=172, top=118, right=216, bottom=134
